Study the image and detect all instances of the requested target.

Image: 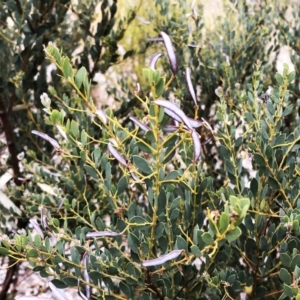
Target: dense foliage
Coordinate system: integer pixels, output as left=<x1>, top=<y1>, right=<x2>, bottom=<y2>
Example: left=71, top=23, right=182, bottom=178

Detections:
left=1, top=0, right=300, bottom=299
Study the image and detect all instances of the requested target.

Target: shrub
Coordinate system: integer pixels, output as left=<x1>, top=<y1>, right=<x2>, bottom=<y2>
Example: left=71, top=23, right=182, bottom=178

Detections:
left=1, top=1, right=300, bottom=300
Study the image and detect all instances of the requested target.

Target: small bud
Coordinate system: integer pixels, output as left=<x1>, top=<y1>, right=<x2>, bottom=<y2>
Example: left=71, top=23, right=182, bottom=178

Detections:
left=40, top=93, right=51, bottom=108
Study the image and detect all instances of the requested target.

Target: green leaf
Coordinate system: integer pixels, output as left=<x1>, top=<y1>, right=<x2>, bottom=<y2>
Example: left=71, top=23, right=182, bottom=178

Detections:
left=225, top=227, right=241, bottom=242
left=288, top=71, right=295, bottom=83
left=27, top=249, right=39, bottom=258
left=129, top=216, right=149, bottom=229
left=190, top=245, right=201, bottom=257
left=136, top=142, right=153, bottom=154
left=201, top=233, right=214, bottom=245
left=62, top=57, right=73, bottom=78
left=84, top=165, right=99, bottom=180
left=154, top=222, right=165, bottom=239
left=81, top=129, right=87, bottom=145
left=225, top=159, right=234, bottom=175
left=274, top=134, right=286, bottom=146
left=155, top=77, right=165, bottom=97
left=291, top=254, right=300, bottom=270
left=133, top=155, right=152, bottom=174
left=117, top=176, right=128, bottom=195
left=170, top=197, right=181, bottom=210
left=170, top=208, right=180, bottom=221
left=71, top=247, right=80, bottom=264
left=254, top=153, right=266, bottom=166
left=75, top=66, right=87, bottom=89
left=157, top=189, right=166, bottom=216
left=175, top=236, right=188, bottom=252
left=70, top=120, right=79, bottom=138
left=282, top=104, right=294, bottom=117
left=80, top=150, right=86, bottom=163
left=89, top=271, right=102, bottom=283
left=63, top=277, right=78, bottom=286
left=275, top=73, right=284, bottom=85
left=128, top=233, right=139, bottom=254
left=283, top=284, right=293, bottom=297
left=250, top=178, right=258, bottom=197
left=268, top=177, right=279, bottom=189
left=51, top=279, right=68, bottom=289
left=50, top=110, right=61, bottom=124
left=165, top=170, right=179, bottom=180
left=34, top=234, right=42, bottom=248
left=0, top=247, right=9, bottom=255
left=119, top=281, right=132, bottom=298
left=245, top=112, right=254, bottom=122
left=267, top=100, right=275, bottom=114
left=295, top=265, right=300, bottom=279
left=280, top=253, right=291, bottom=267
left=218, top=212, right=229, bottom=234
left=279, top=268, right=292, bottom=285
left=143, top=68, right=153, bottom=85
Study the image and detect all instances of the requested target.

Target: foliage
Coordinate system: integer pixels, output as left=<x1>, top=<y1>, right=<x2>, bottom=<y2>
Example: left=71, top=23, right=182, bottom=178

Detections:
left=1, top=0, right=300, bottom=299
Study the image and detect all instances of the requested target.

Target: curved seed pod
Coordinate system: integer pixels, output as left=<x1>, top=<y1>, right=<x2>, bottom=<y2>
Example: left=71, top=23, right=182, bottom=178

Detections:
left=154, top=100, right=193, bottom=130
left=107, top=143, right=128, bottom=167
left=201, top=136, right=213, bottom=145
left=82, top=253, right=91, bottom=300
left=185, top=67, right=197, bottom=106
left=78, top=289, right=89, bottom=300
left=192, top=130, right=201, bottom=161
left=136, top=14, right=151, bottom=24
left=147, top=37, right=164, bottom=42
left=31, top=130, right=60, bottom=151
left=56, top=125, right=68, bottom=141
left=160, top=31, right=178, bottom=75
left=150, top=52, right=163, bottom=70
left=142, top=249, right=183, bottom=267
left=136, top=82, right=140, bottom=93
left=15, top=297, right=51, bottom=300
left=95, top=109, right=107, bottom=125
left=49, top=282, right=69, bottom=300
left=86, top=230, right=120, bottom=238
left=188, top=118, right=202, bottom=128
left=40, top=207, right=49, bottom=229
left=162, top=125, right=181, bottom=133
left=29, top=219, right=44, bottom=239
left=162, top=125, right=190, bottom=133
left=164, top=107, right=182, bottom=123
left=201, top=117, right=214, bottom=135
left=129, top=116, right=150, bottom=132
left=163, top=107, right=202, bottom=128
left=130, top=172, right=140, bottom=181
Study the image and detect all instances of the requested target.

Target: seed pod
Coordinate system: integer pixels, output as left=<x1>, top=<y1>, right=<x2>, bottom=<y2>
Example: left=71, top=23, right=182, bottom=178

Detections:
left=150, top=52, right=163, bottom=70
left=82, top=253, right=91, bottom=300
left=142, top=249, right=183, bottom=267
left=29, top=219, right=44, bottom=239
left=107, top=143, right=128, bottom=167
left=95, top=109, right=108, bottom=125
left=154, top=100, right=193, bottom=130
left=86, top=230, right=120, bottom=238
left=160, top=31, right=178, bottom=75
left=31, top=130, right=61, bottom=151
left=49, top=282, right=69, bottom=300
left=129, top=116, right=150, bottom=132
left=162, top=125, right=182, bottom=133
left=147, top=37, right=164, bottom=42
left=136, top=14, right=151, bottom=24
left=192, top=130, right=201, bottom=161
left=185, top=67, right=197, bottom=106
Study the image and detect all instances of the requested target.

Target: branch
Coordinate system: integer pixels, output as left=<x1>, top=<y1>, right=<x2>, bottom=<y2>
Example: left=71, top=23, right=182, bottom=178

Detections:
left=0, top=94, right=22, bottom=186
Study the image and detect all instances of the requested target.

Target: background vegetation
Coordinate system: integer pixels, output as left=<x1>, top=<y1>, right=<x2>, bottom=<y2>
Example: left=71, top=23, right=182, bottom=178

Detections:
left=1, top=0, right=300, bottom=299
